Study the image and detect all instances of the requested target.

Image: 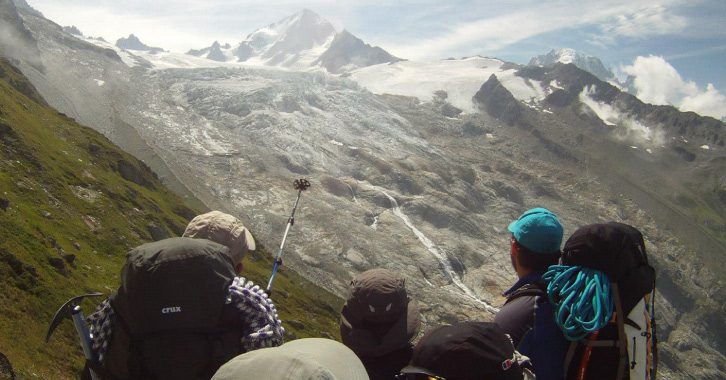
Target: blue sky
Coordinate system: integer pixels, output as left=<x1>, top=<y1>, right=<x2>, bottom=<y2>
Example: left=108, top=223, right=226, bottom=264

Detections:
left=28, top=0, right=726, bottom=118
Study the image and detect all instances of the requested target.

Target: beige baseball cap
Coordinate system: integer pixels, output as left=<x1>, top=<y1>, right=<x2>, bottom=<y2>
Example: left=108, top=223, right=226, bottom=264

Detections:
left=182, top=210, right=255, bottom=263
left=212, top=338, right=370, bottom=380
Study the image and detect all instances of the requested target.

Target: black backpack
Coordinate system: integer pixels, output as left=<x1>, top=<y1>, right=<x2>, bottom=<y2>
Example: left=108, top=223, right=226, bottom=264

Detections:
left=108, top=237, right=243, bottom=380
left=557, top=222, right=657, bottom=380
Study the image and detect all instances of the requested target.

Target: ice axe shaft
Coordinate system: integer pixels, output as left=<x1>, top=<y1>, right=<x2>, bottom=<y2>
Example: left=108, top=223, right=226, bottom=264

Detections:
left=266, top=178, right=310, bottom=294
left=72, top=305, right=95, bottom=364
left=46, top=293, right=103, bottom=380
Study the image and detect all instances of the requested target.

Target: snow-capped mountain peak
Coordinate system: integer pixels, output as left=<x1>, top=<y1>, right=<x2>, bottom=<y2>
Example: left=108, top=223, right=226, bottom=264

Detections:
left=237, top=8, right=336, bottom=66
left=183, top=9, right=399, bottom=73
left=550, top=47, right=578, bottom=64
left=529, top=48, right=613, bottom=81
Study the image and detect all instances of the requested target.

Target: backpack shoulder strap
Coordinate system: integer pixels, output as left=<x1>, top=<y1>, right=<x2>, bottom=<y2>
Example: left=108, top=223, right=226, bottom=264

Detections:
left=505, top=282, right=547, bottom=305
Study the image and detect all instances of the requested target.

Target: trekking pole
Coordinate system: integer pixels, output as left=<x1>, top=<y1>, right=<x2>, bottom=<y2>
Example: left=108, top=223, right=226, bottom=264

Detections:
left=266, top=178, right=311, bottom=294
left=46, top=293, right=104, bottom=380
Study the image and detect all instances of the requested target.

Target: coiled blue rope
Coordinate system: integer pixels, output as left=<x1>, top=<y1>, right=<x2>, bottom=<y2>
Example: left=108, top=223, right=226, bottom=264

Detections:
left=543, top=265, right=613, bottom=341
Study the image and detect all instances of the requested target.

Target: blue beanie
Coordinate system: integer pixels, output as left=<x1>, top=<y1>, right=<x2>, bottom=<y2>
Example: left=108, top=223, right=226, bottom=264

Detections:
left=507, top=207, right=563, bottom=254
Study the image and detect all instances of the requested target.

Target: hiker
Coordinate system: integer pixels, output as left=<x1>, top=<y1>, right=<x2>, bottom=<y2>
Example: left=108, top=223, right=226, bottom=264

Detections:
left=212, top=338, right=370, bottom=380
left=544, top=222, right=657, bottom=380
left=494, top=207, right=569, bottom=380
left=340, top=268, right=421, bottom=380
left=84, top=211, right=285, bottom=380
left=398, top=321, right=534, bottom=380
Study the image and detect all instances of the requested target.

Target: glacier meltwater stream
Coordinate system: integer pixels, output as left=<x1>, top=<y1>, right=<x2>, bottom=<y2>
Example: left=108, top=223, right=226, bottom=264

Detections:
left=371, top=186, right=499, bottom=314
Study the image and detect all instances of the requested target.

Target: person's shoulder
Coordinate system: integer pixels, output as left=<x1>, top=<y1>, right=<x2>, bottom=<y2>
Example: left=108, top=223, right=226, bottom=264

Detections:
left=506, top=283, right=546, bottom=304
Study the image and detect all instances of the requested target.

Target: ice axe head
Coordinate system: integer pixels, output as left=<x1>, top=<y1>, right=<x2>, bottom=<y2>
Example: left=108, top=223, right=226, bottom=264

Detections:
left=46, top=292, right=103, bottom=342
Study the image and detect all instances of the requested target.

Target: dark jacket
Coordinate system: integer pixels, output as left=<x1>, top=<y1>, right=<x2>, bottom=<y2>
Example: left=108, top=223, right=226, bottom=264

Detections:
left=495, top=271, right=568, bottom=380
left=360, top=344, right=414, bottom=380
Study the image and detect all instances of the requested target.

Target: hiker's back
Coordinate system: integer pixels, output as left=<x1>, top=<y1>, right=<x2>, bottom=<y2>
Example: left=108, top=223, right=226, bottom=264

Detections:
left=108, top=237, right=243, bottom=379
left=495, top=207, right=567, bottom=380
left=545, top=222, right=657, bottom=380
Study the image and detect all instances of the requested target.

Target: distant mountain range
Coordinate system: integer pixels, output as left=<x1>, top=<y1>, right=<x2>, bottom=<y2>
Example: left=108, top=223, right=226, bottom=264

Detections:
left=185, top=9, right=401, bottom=73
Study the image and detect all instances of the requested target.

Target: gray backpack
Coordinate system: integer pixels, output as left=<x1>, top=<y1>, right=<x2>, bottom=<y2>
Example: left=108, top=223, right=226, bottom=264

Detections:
left=110, top=237, right=243, bottom=380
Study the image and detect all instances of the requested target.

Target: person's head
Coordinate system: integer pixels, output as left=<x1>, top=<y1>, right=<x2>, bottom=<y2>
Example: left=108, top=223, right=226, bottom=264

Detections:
left=399, top=322, right=530, bottom=380
left=183, top=210, right=256, bottom=274
left=340, top=268, right=420, bottom=356
left=507, top=207, right=563, bottom=277
left=212, top=338, right=369, bottom=380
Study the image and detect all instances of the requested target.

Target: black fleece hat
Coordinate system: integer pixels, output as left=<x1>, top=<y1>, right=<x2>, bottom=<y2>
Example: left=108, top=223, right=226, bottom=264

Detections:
left=401, top=322, right=523, bottom=380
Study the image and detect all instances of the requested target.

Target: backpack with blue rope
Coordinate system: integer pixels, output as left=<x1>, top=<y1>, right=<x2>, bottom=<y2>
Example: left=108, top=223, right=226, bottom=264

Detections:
left=544, top=222, right=657, bottom=380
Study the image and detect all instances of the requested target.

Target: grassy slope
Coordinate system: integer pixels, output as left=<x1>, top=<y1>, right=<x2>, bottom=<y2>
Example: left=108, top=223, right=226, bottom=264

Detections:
left=0, top=59, right=341, bottom=379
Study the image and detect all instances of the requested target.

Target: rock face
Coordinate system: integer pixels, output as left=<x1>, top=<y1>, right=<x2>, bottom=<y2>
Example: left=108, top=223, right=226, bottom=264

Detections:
left=115, top=34, right=163, bottom=53
left=186, top=41, right=228, bottom=61
left=315, top=30, right=401, bottom=74
left=473, top=74, right=525, bottom=126
left=62, top=25, right=81, bottom=36
left=0, top=0, right=43, bottom=70
left=0, top=352, right=15, bottom=380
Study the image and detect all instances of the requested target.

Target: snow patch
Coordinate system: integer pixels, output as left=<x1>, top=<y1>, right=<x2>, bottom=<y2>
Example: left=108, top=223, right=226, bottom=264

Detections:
left=329, top=139, right=344, bottom=146
left=370, top=215, right=379, bottom=230
left=499, top=73, right=547, bottom=104
left=700, top=145, right=710, bottom=150
left=94, top=79, right=105, bottom=86
left=486, top=133, right=495, bottom=139
left=350, top=57, right=505, bottom=113
left=84, top=37, right=143, bottom=67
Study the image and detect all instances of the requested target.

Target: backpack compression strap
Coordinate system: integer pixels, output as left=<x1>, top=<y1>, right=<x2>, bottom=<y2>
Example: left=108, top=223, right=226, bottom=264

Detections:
left=612, top=283, right=628, bottom=380
left=650, top=280, right=658, bottom=380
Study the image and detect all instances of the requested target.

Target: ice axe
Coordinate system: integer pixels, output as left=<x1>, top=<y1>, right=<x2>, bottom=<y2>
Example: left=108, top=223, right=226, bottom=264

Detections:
left=266, top=178, right=311, bottom=294
left=46, top=293, right=104, bottom=380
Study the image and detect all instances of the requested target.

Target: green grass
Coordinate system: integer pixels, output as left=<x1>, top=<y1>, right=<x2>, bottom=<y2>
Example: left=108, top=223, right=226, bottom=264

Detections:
left=0, top=59, right=342, bottom=379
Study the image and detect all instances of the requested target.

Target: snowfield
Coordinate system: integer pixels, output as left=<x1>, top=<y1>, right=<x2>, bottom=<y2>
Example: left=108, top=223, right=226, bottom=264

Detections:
left=350, top=57, right=547, bottom=112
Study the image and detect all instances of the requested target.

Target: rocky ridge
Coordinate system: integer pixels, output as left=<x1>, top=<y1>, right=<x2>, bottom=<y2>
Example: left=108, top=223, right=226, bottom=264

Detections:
left=115, top=34, right=164, bottom=53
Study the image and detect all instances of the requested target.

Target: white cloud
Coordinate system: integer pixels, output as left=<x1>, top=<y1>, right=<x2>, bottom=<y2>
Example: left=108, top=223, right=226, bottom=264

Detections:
left=586, top=4, right=688, bottom=47
left=679, top=84, right=726, bottom=119
left=579, top=85, right=667, bottom=147
left=601, top=6, right=687, bottom=39
left=622, top=55, right=726, bottom=119
left=381, top=0, right=685, bottom=60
